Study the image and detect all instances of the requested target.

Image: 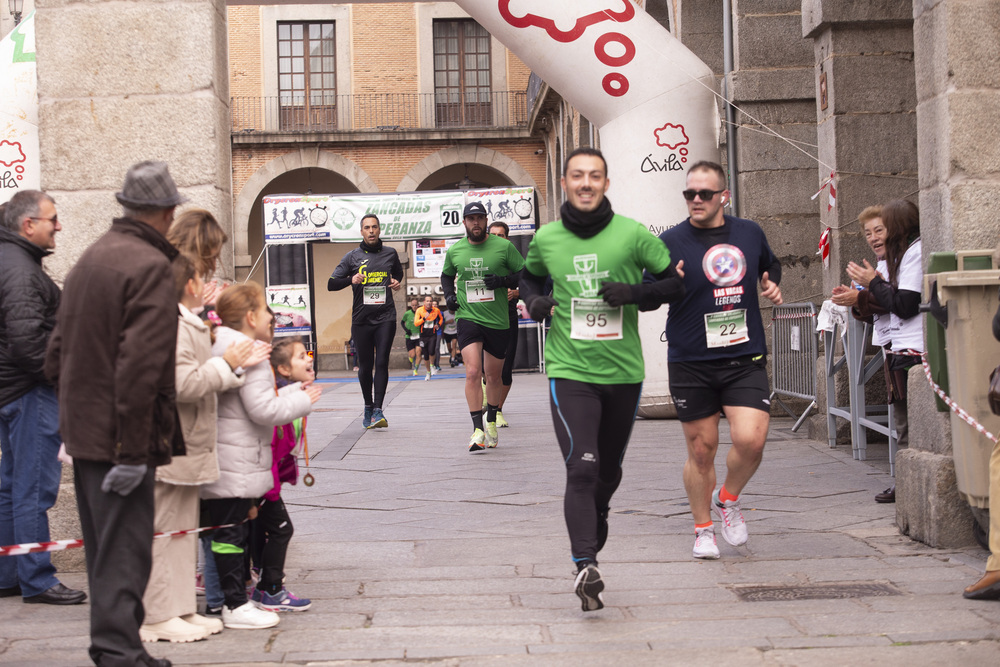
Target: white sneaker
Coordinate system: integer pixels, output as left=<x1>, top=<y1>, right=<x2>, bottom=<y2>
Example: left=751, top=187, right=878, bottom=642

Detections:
left=139, top=617, right=211, bottom=643
left=425, top=372, right=431, bottom=381
left=712, top=489, right=748, bottom=546
left=180, top=613, right=223, bottom=635
left=693, top=527, right=720, bottom=559
left=222, top=601, right=280, bottom=629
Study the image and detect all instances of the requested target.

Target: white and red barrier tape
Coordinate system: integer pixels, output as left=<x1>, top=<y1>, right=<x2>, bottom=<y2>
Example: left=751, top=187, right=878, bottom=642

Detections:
left=0, top=519, right=247, bottom=557
left=918, top=352, right=998, bottom=444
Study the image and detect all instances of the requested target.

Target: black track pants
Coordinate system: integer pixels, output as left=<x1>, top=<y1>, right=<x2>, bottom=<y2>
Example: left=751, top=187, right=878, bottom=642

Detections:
left=548, top=379, right=642, bottom=564
left=353, top=320, right=396, bottom=409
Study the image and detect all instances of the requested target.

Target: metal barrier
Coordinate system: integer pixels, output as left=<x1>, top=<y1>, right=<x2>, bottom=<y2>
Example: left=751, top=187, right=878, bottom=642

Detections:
left=822, top=315, right=898, bottom=474
left=770, top=303, right=819, bottom=431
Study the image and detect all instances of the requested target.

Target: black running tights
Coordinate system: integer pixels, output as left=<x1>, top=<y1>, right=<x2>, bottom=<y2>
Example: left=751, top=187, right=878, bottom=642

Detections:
left=549, top=379, right=642, bottom=564
left=353, top=320, right=396, bottom=409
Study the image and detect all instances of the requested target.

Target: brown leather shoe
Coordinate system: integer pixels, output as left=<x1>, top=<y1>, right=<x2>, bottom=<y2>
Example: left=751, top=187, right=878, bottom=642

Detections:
left=963, top=570, right=1000, bottom=600
left=875, top=486, right=896, bottom=503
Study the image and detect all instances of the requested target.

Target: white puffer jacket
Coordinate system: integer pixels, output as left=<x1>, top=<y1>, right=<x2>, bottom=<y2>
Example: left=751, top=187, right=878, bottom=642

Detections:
left=200, top=325, right=313, bottom=500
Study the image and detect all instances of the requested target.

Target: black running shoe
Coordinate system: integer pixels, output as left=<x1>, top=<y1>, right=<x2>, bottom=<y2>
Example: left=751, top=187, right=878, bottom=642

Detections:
left=574, top=563, right=605, bottom=612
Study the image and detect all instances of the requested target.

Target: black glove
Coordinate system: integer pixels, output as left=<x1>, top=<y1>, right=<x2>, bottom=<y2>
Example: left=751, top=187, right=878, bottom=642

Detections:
left=101, top=463, right=148, bottom=497
left=527, top=295, right=558, bottom=321
left=598, top=281, right=636, bottom=307
left=483, top=274, right=503, bottom=290
left=445, top=294, right=460, bottom=313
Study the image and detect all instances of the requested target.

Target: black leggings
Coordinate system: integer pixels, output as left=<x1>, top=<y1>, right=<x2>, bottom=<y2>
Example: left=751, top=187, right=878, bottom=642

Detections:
left=203, top=497, right=254, bottom=609
left=352, top=320, right=396, bottom=409
left=248, top=497, right=294, bottom=592
left=501, top=314, right=518, bottom=386
left=549, top=379, right=642, bottom=563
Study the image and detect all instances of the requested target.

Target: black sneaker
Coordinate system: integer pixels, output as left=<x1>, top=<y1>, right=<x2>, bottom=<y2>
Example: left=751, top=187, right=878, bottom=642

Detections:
left=205, top=605, right=222, bottom=616
left=574, top=563, right=605, bottom=612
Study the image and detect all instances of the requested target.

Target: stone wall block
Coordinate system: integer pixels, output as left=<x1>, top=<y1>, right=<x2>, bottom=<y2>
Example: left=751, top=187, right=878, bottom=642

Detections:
left=736, top=123, right=819, bottom=172
left=39, top=96, right=230, bottom=192
left=832, top=113, right=918, bottom=175
left=895, top=448, right=976, bottom=547
left=36, top=4, right=219, bottom=99
left=949, top=91, right=1000, bottom=179
left=916, top=97, right=949, bottom=190
left=907, top=362, right=955, bottom=457
left=758, top=215, right=826, bottom=262
left=681, top=0, right=724, bottom=34
left=737, top=14, right=814, bottom=69
left=43, top=191, right=119, bottom=285
left=918, top=184, right=953, bottom=256
left=912, top=5, right=948, bottom=104
left=949, top=183, right=1000, bottom=250
left=803, top=0, right=913, bottom=36
left=830, top=54, right=916, bottom=114
left=946, top=0, right=1000, bottom=89
left=736, top=100, right=819, bottom=126
left=829, top=23, right=914, bottom=55
left=730, top=68, right=814, bottom=102
left=739, top=167, right=835, bottom=218
left=676, top=33, right=724, bottom=75
left=736, top=0, right=802, bottom=14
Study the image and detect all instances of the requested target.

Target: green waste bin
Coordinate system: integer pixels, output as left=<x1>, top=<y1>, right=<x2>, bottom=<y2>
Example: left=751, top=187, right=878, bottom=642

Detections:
left=929, top=251, right=1000, bottom=511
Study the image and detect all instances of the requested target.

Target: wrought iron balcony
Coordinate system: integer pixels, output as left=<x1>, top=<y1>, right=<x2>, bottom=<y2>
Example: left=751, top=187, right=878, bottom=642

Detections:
left=231, top=91, right=529, bottom=135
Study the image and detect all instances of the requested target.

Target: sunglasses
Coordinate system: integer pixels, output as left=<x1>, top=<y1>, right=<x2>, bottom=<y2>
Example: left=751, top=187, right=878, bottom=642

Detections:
left=682, top=189, right=725, bottom=202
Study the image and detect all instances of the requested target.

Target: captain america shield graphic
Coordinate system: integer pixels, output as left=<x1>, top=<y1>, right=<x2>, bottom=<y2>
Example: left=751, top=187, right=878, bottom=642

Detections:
left=702, top=244, right=746, bottom=287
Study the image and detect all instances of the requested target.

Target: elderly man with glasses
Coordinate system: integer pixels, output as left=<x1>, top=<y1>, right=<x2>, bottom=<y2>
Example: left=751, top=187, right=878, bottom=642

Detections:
left=0, top=190, right=87, bottom=606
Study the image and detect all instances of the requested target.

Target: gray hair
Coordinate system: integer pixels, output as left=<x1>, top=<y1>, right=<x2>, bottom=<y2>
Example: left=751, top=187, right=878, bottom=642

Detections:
left=3, top=190, right=55, bottom=234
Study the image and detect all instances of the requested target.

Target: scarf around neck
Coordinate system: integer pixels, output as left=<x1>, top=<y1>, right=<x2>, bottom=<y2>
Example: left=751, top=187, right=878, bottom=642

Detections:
left=560, top=197, right=614, bottom=239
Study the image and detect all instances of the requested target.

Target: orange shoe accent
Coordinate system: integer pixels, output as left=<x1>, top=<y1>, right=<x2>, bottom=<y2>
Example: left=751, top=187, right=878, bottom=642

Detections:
left=695, top=521, right=713, bottom=532
left=719, top=485, right=739, bottom=503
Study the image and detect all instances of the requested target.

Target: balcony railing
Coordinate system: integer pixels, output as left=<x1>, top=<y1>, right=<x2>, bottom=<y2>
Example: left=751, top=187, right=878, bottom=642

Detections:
left=231, top=91, right=529, bottom=134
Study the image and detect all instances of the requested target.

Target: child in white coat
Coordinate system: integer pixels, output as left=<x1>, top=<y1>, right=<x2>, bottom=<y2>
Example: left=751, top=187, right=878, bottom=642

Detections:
left=200, top=283, right=322, bottom=630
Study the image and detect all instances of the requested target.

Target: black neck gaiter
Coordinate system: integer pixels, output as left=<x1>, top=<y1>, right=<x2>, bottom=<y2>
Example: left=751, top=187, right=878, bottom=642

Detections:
left=560, top=197, right=614, bottom=239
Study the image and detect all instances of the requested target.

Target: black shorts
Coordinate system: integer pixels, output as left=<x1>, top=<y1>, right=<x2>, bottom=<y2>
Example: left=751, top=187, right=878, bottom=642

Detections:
left=668, top=355, right=770, bottom=422
left=405, top=337, right=420, bottom=352
left=442, top=331, right=458, bottom=345
left=456, top=318, right=509, bottom=359
left=420, top=334, right=437, bottom=359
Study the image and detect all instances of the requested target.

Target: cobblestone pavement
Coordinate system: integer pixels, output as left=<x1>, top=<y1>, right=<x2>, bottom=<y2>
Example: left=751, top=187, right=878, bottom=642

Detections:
left=1, top=371, right=998, bottom=666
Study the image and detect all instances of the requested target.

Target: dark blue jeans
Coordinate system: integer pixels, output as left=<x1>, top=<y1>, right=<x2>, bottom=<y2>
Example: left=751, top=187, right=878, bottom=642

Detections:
left=0, top=384, right=62, bottom=597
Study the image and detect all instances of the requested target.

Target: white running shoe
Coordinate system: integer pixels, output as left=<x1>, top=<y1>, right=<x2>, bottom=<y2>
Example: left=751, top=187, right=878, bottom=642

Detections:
left=573, top=563, right=605, bottom=612
left=712, top=489, right=748, bottom=546
left=425, top=372, right=431, bottom=381
left=484, top=421, right=499, bottom=448
left=692, top=527, right=721, bottom=559
left=222, top=601, right=280, bottom=629
left=468, top=428, right=486, bottom=453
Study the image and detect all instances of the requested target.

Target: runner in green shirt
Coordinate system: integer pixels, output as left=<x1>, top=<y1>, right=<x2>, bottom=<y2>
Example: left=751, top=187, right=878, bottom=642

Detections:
left=441, top=202, right=525, bottom=453
left=520, top=148, right=686, bottom=612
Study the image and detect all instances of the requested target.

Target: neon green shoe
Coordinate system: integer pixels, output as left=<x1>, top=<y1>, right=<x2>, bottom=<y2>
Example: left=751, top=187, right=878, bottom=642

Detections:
left=468, top=428, right=486, bottom=453
left=495, top=411, right=509, bottom=428
left=485, top=421, right=499, bottom=448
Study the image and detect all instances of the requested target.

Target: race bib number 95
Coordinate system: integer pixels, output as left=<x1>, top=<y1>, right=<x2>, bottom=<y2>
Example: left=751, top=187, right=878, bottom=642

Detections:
left=570, top=298, right=623, bottom=341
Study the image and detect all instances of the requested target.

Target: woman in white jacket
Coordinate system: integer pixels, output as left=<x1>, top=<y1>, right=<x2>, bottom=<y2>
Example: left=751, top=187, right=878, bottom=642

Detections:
left=200, top=283, right=321, bottom=630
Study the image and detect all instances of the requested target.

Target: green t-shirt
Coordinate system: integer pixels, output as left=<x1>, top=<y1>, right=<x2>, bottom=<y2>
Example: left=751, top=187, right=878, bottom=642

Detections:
left=523, top=214, right=671, bottom=384
left=442, top=234, right=525, bottom=330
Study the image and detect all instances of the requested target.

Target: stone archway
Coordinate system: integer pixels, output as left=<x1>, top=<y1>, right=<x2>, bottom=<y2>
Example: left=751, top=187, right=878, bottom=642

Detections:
left=396, top=146, right=545, bottom=211
left=232, top=149, right=379, bottom=274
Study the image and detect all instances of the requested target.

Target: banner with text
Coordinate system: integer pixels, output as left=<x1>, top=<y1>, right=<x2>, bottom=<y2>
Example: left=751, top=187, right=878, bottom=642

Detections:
left=262, top=188, right=535, bottom=243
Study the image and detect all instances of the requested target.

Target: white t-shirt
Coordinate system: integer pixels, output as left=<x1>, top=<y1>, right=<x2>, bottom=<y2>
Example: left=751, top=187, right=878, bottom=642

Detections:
left=442, top=310, right=457, bottom=335
left=870, top=259, right=891, bottom=347
left=889, top=239, right=924, bottom=353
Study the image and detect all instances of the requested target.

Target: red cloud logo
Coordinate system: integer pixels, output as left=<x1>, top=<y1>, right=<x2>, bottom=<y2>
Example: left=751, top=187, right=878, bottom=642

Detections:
left=498, top=0, right=635, bottom=43
left=0, top=140, right=27, bottom=167
left=654, top=123, right=689, bottom=150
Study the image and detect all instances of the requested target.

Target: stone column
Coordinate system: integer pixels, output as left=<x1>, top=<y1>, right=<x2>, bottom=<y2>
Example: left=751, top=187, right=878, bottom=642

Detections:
left=801, top=0, right=919, bottom=441
left=900, top=0, right=1000, bottom=546
left=34, top=0, right=233, bottom=283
